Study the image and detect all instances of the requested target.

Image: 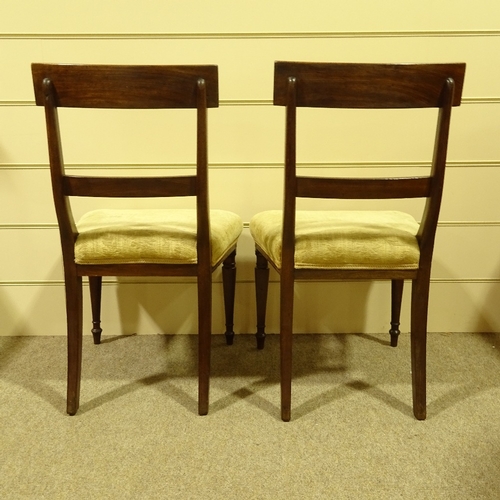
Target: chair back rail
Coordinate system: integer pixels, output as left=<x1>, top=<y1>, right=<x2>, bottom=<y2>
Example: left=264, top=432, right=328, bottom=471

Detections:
left=32, top=64, right=219, bottom=109
left=296, top=176, right=432, bottom=199
left=62, top=175, right=198, bottom=198
left=274, top=61, right=465, bottom=108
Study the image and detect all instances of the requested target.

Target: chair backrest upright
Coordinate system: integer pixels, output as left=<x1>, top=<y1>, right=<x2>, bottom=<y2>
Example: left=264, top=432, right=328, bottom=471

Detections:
left=32, top=63, right=219, bottom=269
left=273, top=61, right=466, bottom=273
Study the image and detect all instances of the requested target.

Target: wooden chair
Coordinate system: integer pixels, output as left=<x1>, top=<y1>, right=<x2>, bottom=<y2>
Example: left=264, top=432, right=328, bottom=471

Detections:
left=250, top=61, right=466, bottom=421
left=32, top=64, right=243, bottom=416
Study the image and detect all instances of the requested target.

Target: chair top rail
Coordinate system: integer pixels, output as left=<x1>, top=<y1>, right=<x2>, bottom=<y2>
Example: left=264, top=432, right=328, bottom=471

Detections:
left=274, top=61, right=465, bottom=108
left=32, top=63, right=219, bottom=109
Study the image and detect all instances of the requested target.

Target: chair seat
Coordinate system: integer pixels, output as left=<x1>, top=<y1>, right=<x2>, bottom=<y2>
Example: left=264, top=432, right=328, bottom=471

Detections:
left=75, top=209, right=243, bottom=266
left=250, top=210, right=420, bottom=270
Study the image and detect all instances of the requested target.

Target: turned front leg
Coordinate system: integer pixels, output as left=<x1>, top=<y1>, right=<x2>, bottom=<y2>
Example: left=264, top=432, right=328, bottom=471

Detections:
left=255, top=250, right=270, bottom=350
left=222, top=250, right=237, bottom=346
left=390, top=279, right=404, bottom=347
left=89, top=276, right=102, bottom=345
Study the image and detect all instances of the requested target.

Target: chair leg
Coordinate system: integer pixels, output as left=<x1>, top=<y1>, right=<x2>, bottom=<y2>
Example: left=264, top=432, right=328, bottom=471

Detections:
left=222, top=250, right=237, bottom=346
left=197, top=270, right=212, bottom=416
left=89, top=276, right=103, bottom=345
left=280, top=270, right=294, bottom=422
left=255, top=250, right=270, bottom=350
left=65, top=271, right=83, bottom=416
left=390, top=279, right=404, bottom=347
left=410, top=276, right=430, bottom=420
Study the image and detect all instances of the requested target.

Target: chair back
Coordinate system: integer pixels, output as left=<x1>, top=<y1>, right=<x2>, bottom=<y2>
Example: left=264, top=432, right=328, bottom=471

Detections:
left=273, top=61, right=466, bottom=269
left=32, top=63, right=219, bottom=267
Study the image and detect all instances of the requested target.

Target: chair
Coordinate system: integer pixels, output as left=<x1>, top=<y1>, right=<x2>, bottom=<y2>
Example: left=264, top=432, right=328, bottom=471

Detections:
left=250, top=61, right=466, bottom=421
left=32, top=63, right=243, bottom=416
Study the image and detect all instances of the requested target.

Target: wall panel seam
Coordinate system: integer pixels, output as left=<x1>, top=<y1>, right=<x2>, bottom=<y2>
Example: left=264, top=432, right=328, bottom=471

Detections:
left=2, top=161, right=500, bottom=170
left=2, top=30, right=500, bottom=39
left=0, top=224, right=57, bottom=229
left=0, top=278, right=499, bottom=286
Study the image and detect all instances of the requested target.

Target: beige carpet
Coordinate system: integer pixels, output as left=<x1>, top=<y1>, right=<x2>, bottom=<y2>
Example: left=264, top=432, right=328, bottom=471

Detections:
left=1, top=332, right=500, bottom=499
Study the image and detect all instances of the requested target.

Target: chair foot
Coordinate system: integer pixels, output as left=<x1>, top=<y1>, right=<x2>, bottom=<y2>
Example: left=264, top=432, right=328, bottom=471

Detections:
left=389, top=326, right=400, bottom=347
left=413, top=407, right=426, bottom=420
left=67, top=399, right=78, bottom=416
left=92, top=326, right=102, bottom=345
left=256, top=332, right=265, bottom=350
left=281, top=408, right=291, bottom=422
left=225, top=331, right=234, bottom=346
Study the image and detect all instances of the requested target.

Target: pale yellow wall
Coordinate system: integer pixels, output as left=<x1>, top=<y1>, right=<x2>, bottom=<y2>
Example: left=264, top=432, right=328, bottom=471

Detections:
left=1, top=0, right=500, bottom=336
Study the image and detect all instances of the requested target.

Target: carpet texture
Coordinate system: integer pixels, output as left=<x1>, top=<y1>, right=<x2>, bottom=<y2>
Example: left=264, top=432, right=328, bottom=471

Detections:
left=1, top=332, right=500, bottom=499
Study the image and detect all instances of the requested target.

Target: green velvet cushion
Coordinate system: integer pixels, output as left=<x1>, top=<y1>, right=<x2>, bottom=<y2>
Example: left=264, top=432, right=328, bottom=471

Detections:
left=75, top=209, right=242, bottom=266
left=250, top=210, right=420, bottom=270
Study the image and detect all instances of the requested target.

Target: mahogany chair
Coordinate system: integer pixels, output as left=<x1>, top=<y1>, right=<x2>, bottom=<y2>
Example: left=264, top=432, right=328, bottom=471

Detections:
left=32, top=64, right=243, bottom=416
left=250, top=61, right=466, bottom=421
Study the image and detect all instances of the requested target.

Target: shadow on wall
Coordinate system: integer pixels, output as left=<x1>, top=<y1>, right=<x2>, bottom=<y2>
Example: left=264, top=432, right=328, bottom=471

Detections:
left=115, top=277, right=199, bottom=335
left=477, top=257, right=500, bottom=332
left=0, top=258, right=67, bottom=338
left=427, top=255, right=500, bottom=334
left=111, top=273, right=375, bottom=337
left=293, top=281, right=373, bottom=335
left=475, top=258, right=500, bottom=355
left=0, top=287, right=23, bottom=345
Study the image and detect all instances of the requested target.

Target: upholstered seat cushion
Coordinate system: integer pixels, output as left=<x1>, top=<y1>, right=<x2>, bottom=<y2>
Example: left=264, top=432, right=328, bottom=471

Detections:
left=75, top=209, right=243, bottom=266
left=250, top=210, right=420, bottom=270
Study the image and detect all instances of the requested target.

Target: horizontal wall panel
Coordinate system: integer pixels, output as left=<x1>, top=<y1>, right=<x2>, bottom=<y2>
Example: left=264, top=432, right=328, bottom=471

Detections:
left=0, top=107, right=48, bottom=164
left=439, top=166, right=500, bottom=222
left=0, top=281, right=239, bottom=337
left=2, top=1, right=500, bottom=35
left=0, top=227, right=253, bottom=283
left=249, top=280, right=500, bottom=335
left=1, top=223, right=499, bottom=285
left=240, top=225, right=500, bottom=282
left=0, top=284, right=68, bottom=336
left=0, top=169, right=55, bottom=224
left=2, top=0, right=499, bottom=34
left=1, top=106, right=285, bottom=165
left=432, top=226, right=500, bottom=280
left=428, top=280, right=500, bottom=333
left=214, top=165, right=500, bottom=224
left=1, top=165, right=498, bottom=225
left=236, top=225, right=500, bottom=283
left=0, top=167, right=202, bottom=224
left=1, top=280, right=499, bottom=337
left=0, top=229, right=62, bottom=281
left=449, top=104, right=500, bottom=161
left=3, top=103, right=498, bottom=166
left=291, top=166, right=500, bottom=223
left=1, top=36, right=500, bottom=100
left=248, top=280, right=500, bottom=335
